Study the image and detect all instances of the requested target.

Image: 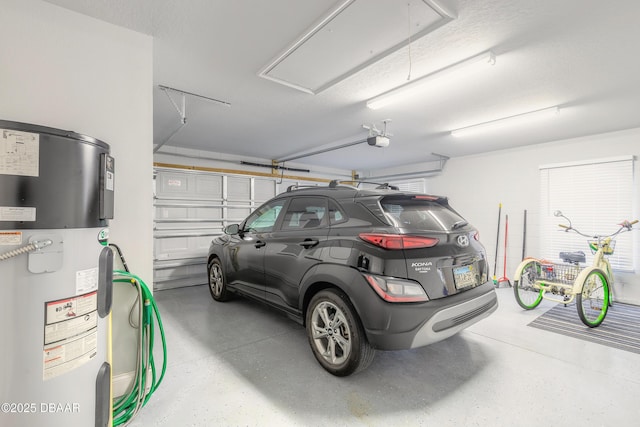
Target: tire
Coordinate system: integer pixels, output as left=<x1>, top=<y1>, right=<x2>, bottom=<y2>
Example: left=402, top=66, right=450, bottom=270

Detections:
left=306, top=289, right=375, bottom=377
left=208, top=258, right=231, bottom=302
left=514, top=260, right=543, bottom=310
left=577, top=269, right=609, bottom=327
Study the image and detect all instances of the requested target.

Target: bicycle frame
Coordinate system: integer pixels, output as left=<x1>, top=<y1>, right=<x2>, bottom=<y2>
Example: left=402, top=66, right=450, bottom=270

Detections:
left=589, top=237, right=615, bottom=291
left=516, top=237, right=614, bottom=305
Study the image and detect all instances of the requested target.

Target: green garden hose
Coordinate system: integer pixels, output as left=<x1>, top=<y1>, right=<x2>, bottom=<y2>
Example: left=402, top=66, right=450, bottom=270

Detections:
left=111, top=270, right=167, bottom=426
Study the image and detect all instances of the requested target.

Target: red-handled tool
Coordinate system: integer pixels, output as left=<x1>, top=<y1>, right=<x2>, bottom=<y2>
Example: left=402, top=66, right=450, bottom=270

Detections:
left=497, top=214, right=512, bottom=287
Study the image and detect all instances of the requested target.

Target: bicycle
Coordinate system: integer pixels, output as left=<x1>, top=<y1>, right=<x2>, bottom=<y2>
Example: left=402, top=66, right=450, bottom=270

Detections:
left=513, top=211, right=637, bottom=327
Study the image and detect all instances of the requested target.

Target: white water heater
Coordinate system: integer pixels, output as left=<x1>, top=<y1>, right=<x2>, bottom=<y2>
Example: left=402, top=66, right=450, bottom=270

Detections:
left=0, top=121, right=114, bottom=427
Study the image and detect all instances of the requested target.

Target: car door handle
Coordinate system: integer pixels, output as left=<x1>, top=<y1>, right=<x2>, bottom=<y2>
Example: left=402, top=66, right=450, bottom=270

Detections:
left=254, top=240, right=266, bottom=248
left=298, top=239, right=319, bottom=249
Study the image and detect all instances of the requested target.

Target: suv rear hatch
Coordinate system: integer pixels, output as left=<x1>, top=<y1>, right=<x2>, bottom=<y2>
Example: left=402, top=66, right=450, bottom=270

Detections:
left=378, top=195, right=489, bottom=299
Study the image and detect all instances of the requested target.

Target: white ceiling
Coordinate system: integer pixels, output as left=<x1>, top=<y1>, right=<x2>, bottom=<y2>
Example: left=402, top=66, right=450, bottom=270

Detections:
left=45, top=0, right=640, bottom=172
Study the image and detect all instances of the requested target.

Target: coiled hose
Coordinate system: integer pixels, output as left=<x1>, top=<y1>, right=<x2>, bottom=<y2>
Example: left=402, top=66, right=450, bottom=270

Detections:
left=110, top=266, right=167, bottom=426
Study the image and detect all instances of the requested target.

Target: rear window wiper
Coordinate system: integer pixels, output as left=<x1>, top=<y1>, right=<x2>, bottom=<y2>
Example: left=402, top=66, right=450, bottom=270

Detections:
left=451, top=220, right=468, bottom=230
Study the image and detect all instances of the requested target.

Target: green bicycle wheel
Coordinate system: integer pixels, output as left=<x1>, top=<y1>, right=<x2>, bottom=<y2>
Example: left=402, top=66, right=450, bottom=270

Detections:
left=514, top=260, right=543, bottom=310
left=577, top=269, right=609, bottom=327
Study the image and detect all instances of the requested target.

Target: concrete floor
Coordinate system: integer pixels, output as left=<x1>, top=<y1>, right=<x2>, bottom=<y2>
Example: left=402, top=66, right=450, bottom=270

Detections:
left=130, top=286, right=640, bottom=426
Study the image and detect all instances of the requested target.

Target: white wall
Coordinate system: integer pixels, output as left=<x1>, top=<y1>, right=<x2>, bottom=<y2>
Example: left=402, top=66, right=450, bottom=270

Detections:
left=0, top=0, right=153, bottom=381
left=425, top=128, right=640, bottom=304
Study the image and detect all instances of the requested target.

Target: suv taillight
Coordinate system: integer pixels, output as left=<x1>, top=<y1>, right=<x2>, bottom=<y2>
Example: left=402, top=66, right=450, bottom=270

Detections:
left=359, top=233, right=439, bottom=250
left=363, top=274, right=429, bottom=302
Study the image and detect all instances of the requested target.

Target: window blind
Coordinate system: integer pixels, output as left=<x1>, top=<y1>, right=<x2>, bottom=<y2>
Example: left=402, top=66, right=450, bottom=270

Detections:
left=539, top=156, right=635, bottom=271
left=393, top=179, right=425, bottom=193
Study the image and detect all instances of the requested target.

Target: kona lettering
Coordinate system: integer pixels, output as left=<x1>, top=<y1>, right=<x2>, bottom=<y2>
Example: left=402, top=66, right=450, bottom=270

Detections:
left=411, top=262, right=433, bottom=267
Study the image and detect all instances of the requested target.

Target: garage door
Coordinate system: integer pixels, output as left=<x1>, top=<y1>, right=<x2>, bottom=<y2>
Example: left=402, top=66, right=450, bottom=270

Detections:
left=153, top=168, right=276, bottom=290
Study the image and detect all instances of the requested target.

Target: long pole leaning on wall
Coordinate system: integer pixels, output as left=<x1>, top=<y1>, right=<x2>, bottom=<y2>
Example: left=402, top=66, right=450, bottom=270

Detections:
left=153, top=85, right=232, bottom=153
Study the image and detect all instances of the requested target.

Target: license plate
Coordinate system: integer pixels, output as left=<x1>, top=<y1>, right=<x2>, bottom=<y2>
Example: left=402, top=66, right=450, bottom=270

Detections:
left=453, top=265, right=476, bottom=289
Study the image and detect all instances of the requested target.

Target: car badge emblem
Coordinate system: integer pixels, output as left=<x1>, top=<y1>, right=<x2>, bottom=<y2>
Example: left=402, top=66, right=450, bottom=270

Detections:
left=457, top=235, right=469, bottom=247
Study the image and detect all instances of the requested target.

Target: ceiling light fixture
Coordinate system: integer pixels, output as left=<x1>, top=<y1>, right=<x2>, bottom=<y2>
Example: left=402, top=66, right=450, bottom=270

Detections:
left=366, top=50, right=496, bottom=110
left=450, top=106, right=560, bottom=137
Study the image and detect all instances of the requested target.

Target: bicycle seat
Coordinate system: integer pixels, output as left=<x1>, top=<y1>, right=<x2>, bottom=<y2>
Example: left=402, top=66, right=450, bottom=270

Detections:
left=559, top=251, right=585, bottom=264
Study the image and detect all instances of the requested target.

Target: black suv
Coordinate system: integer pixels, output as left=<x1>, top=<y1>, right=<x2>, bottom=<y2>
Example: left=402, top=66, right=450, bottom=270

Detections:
left=207, top=181, right=497, bottom=376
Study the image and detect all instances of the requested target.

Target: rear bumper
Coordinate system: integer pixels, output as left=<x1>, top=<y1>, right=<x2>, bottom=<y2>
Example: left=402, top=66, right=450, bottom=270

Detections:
left=408, top=288, right=497, bottom=348
left=362, top=281, right=498, bottom=350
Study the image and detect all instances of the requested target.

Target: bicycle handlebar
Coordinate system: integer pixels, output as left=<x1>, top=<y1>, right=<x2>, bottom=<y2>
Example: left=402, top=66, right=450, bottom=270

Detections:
left=557, top=219, right=638, bottom=239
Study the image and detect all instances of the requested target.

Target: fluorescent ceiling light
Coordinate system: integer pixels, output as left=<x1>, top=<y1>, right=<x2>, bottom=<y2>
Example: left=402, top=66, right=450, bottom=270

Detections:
left=450, top=106, right=560, bottom=137
left=366, top=50, right=496, bottom=110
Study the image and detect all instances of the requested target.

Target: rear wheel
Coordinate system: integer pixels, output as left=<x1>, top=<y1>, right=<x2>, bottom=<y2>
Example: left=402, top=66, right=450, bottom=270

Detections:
left=208, top=258, right=231, bottom=302
left=306, top=289, right=375, bottom=376
left=514, top=260, right=543, bottom=310
left=577, top=269, right=609, bottom=327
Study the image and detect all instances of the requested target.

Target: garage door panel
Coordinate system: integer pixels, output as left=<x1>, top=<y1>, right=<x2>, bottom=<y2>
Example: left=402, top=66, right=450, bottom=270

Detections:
left=194, top=207, right=223, bottom=219
left=154, top=168, right=277, bottom=291
left=155, top=236, right=190, bottom=256
left=195, top=175, right=223, bottom=198
left=156, top=171, right=223, bottom=200
left=255, top=178, right=276, bottom=202
left=227, top=176, right=251, bottom=200
left=155, top=222, right=223, bottom=232
left=157, top=206, right=188, bottom=218
left=227, top=203, right=252, bottom=222
left=156, top=173, right=191, bottom=196
left=154, top=261, right=207, bottom=291
left=156, top=206, right=223, bottom=221
left=154, top=235, right=217, bottom=259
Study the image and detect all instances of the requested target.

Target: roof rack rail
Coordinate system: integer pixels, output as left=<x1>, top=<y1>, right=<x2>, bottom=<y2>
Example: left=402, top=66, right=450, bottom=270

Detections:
left=286, top=184, right=322, bottom=192
left=329, top=180, right=398, bottom=190
left=328, top=180, right=357, bottom=189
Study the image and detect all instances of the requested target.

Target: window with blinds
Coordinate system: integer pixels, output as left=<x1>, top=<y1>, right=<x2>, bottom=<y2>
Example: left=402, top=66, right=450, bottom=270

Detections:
left=393, top=179, right=426, bottom=193
left=539, top=156, right=635, bottom=271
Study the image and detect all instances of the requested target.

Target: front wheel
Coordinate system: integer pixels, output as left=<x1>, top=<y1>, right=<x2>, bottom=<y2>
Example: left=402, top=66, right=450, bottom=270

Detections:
left=208, top=258, right=231, bottom=302
left=513, top=260, right=543, bottom=310
left=306, top=289, right=375, bottom=376
left=577, top=269, right=609, bottom=327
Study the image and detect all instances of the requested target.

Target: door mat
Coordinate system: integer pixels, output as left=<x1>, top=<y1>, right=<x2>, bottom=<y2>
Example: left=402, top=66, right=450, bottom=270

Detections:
left=528, top=302, right=640, bottom=354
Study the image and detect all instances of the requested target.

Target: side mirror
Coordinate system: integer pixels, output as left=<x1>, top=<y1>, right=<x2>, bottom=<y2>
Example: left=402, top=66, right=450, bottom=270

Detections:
left=224, top=224, right=240, bottom=235
left=553, top=210, right=563, bottom=217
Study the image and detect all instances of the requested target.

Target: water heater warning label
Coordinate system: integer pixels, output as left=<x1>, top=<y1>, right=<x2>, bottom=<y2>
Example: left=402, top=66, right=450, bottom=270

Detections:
left=0, top=231, right=22, bottom=245
left=43, top=292, right=98, bottom=380
left=0, top=128, right=39, bottom=177
left=0, top=206, right=36, bottom=222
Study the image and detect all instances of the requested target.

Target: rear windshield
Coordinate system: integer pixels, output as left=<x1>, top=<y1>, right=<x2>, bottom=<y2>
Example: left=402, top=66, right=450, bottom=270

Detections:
left=380, top=196, right=467, bottom=231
